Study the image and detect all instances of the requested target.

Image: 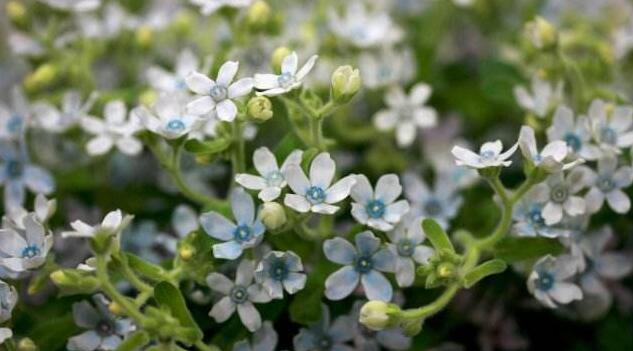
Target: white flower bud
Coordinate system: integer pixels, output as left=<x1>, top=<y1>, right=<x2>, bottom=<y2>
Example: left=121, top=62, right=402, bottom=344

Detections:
left=260, top=202, right=287, bottom=230
left=359, top=300, right=397, bottom=331
left=331, top=65, right=361, bottom=103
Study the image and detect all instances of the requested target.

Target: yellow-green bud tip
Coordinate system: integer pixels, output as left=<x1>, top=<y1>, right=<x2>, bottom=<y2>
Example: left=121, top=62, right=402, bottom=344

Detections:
left=437, top=262, right=456, bottom=279
left=247, top=96, right=274, bottom=122
left=108, top=302, right=123, bottom=316
left=179, top=246, right=195, bottom=261
left=359, top=300, right=396, bottom=331
left=260, top=202, right=287, bottom=230
left=7, top=1, right=26, bottom=23
left=524, top=16, right=557, bottom=50
left=247, top=0, right=271, bottom=28
left=331, top=65, right=361, bottom=103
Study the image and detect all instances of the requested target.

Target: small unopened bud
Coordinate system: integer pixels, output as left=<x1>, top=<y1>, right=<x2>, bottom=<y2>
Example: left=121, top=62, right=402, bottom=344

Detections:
left=359, top=301, right=397, bottom=331
left=24, top=64, right=57, bottom=91
left=331, top=65, right=361, bottom=103
left=108, top=302, right=123, bottom=316
left=260, top=202, right=287, bottom=230
left=437, top=262, right=456, bottom=279
left=179, top=246, right=195, bottom=261
left=247, top=96, right=273, bottom=122
left=247, top=0, right=271, bottom=28
left=524, top=16, right=557, bottom=50
left=7, top=1, right=26, bottom=23
left=17, top=338, right=38, bottom=351
left=139, top=89, right=157, bottom=106
left=271, top=47, right=292, bottom=74
left=136, top=26, right=153, bottom=48
left=173, top=10, right=194, bottom=34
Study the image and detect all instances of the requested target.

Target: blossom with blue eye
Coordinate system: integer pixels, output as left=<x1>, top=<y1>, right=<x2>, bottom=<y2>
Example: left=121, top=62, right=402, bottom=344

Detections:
left=386, top=217, right=434, bottom=287
left=328, top=1, right=402, bottom=49
left=583, top=156, right=633, bottom=214
left=519, top=125, right=581, bottom=173
left=283, top=152, right=356, bottom=215
left=586, top=99, right=633, bottom=155
left=0, top=87, right=30, bottom=141
left=67, top=295, right=134, bottom=351
left=254, top=250, right=306, bottom=299
left=200, top=188, right=265, bottom=260
left=512, top=189, right=570, bottom=239
left=254, top=52, right=318, bottom=96
left=236, top=147, right=303, bottom=202
left=350, top=174, right=410, bottom=231
left=402, top=172, right=462, bottom=230
left=146, top=48, right=202, bottom=94
left=185, top=60, right=254, bottom=122
left=0, top=280, right=17, bottom=323
left=0, top=214, right=52, bottom=273
left=323, top=231, right=395, bottom=301
left=513, top=75, right=563, bottom=118
left=32, top=90, right=97, bottom=133
left=293, top=304, right=354, bottom=351
left=232, top=320, right=278, bottom=351
left=207, top=260, right=272, bottom=332
left=530, top=168, right=588, bottom=226
left=0, top=144, right=54, bottom=211
left=451, top=139, right=518, bottom=169
left=62, top=209, right=133, bottom=239
left=133, top=94, right=202, bottom=139
left=80, top=100, right=143, bottom=156
left=527, top=255, right=582, bottom=308
left=546, top=105, right=601, bottom=160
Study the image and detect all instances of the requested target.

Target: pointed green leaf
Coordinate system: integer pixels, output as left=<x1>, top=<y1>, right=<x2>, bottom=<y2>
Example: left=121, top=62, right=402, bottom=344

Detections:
left=463, top=259, right=507, bottom=288
left=154, top=281, right=202, bottom=343
left=422, top=219, right=455, bottom=253
left=126, top=253, right=168, bottom=282
left=115, top=331, right=150, bottom=351
left=494, top=237, right=564, bottom=263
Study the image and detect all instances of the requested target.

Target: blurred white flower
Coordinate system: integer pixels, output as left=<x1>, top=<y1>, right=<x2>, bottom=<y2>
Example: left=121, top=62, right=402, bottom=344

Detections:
left=328, top=1, right=402, bottom=48
left=81, top=100, right=143, bottom=156
left=32, top=91, right=97, bottom=133
left=451, top=140, right=517, bottom=169
left=254, top=52, right=318, bottom=96
left=133, top=94, right=203, bottom=140
left=586, top=99, right=633, bottom=155
left=191, top=0, right=253, bottom=15
left=546, top=105, right=601, bottom=160
left=513, top=76, right=563, bottom=118
left=146, top=49, right=204, bottom=94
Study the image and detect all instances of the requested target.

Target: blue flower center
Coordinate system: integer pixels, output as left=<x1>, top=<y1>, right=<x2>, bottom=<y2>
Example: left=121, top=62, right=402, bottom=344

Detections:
left=365, top=199, right=385, bottom=219
left=174, top=79, right=187, bottom=91
left=563, top=133, right=582, bottom=152
left=397, top=239, right=414, bottom=257
left=5, top=160, right=23, bottom=179
left=318, top=336, right=332, bottom=350
left=355, top=255, right=374, bottom=274
left=277, top=72, right=295, bottom=88
left=230, top=286, right=248, bottom=304
left=265, top=170, right=284, bottom=187
left=378, top=66, right=391, bottom=80
left=166, top=119, right=186, bottom=132
left=423, top=198, right=443, bottom=217
left=209, top=85, right=228, bottom=101
left=550, top=185, right=569, bottom=203
left=7, top=115, right=23, bottom=134
left=535, top=271, right=555, bottom=291
left=233, top=225, right=253, bottom=242
left=527, top=207, right=545, bottom=226
left=600, top=127, right=617, bottom=145
left=597, top=177, right=615, bottom=192
left=533, top=154, right=543, bottom=163
left=270, top=260, right=288, bottom=281
left=306, top=186, right=326, bottom=204
left=480, top=150, right=496, bottom=161
left=96, top=320, right=115, bottom=337
left=21, top=245, right=40, bottom=258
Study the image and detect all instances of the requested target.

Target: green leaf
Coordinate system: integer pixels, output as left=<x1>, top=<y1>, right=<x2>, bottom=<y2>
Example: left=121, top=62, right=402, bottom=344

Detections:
left=115, top=331, right=150, bottom=351
left=184, top=138, right=231, bottom=155
left=289, top=261, right=328, bottom=325
left=154, top=281, right=202, bottom=343
left=494, top=237, right=564, bottom=263
left=422, top=219, right=455, bottom=253
left=28, top=313, right=79, bottom=351
left=126, top=253, right=168, bottom=282
left=463, top=259, right=507, bottom=288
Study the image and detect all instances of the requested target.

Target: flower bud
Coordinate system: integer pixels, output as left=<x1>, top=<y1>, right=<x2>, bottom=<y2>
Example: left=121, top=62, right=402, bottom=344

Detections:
left=271, top=47, right=292, bottom=74
left=359, top=301, right=398, bottom=331
left=179, top=245, right=195, bottom=261
left=437, top=262, right=456, bottom=279
left=331, top=65, right=361, bottom=103
left=247, top=96, right=273, bottom=122
left=136, top=26, right=153, bottom=48
left=139, top=89, right=157, bottom=107
left=247, top=0, right=271, bottom=29
left=524, top=16, right=557, bottom=50
left=260, top=202, right=287, bottom=230
left=50, top=269, right=100, bottom=295
left=24, top=64, right=57, bottom=91
left=6, top=1, right=26, bottom=24
left=108, top=302, right=123, bottom=316
left=17, top=338, right=38, bottom=351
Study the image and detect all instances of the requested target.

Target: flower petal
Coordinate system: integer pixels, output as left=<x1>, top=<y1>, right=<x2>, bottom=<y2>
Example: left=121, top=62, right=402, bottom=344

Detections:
left=324, top=266, right=359, bottom=300
left=361, top=270, right=393, bottom=302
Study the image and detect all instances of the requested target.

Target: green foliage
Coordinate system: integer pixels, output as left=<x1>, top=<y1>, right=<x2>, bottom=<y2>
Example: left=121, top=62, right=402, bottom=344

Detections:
left=422, top=219, right=455, bottom=253
left=154, top=281, right=203, bottom=344
left=494, top=236, right=565, bottom=263
left=462, top=259, right=508, bottom=288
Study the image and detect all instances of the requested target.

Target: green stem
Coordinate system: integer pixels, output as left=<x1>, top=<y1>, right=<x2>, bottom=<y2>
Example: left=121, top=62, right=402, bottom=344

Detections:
left=95, top=255, right=147, bottom=325
left=118, top=257, right=153, bottom=294
left=399, top=284, right=460, bottom=320
left=194, top=341, right=221, bottom=351
left=309, top=117, right=324, bottom=150
left=231, top=121, right=246, bottom=175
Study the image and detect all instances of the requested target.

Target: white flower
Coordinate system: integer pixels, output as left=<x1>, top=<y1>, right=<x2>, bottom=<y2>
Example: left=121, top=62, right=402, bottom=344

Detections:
left=206, top=259, right=271, bottom=332
left=146, top=48, right=202, bottom=94
left=235, top=147, right=303, bottom=202
left=527, top=255, right=583, bottom=308
left=76, top=3, right=136, bottom=39
left=62, top=210, right=133, bottom=238
left=586, top=99, right=633, bottom=155
left=38, top=0, right=101, bottom=12
left=530, top=168, right=588, bottom=225
left=402, top=173, right=463, bottom=229
left=0, top=328, right=12, bottom=344
left=190, top=0, right=252, bottom=15
left=359, top=48, right=415, bottom=89
left=32, top=91, right=97, bottom=133
left=386, top=217, right=434, bottom=287
left=519, top=125, right=580, bottom=173
left=328, top=1, right=402, bottom=48
left=186, top=61, right=254, bottom=121
left=583, top=156, right=633, bottom=214
left=254, top=52, right=318, bottom=96
left=0, top=87, right=30, bottom=141
left=81, top=100, right=143, bottom=156
left=373, top=83, right=438, bottom=147
left=513, top=76, right=563, bottom=118
left=283, top=152, right=356, bottom=214
left=0, top=214, right=53, bottom=273
left=350, top=174, right=410, bottom=231
left=0, top=280, right=17, bottom=323
left=546, top=105, right=601, bottom=160
left=133, top=94, right=203, bottom=139
left=451, top=140, right=518, bottom=169
left=3, top=193, right=56, bottom=231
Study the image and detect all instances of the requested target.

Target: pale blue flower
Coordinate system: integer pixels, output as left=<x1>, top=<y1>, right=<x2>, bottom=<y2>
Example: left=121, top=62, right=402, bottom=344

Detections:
left=328, top=1, right=402, bottom=48
left=0, top=280, right=17, bottom=323
left=133, top=94, right=203, bottom=140
left=121, top=221, right=162, bottom=263
left=583, top=156, right=633, bottom=214
left=527, top=255, right=582, bottom=308
left=67, top=295, right=135, bottom=351
left=283, top=152, right=356, bottom=215
left=530, top=168, right=588, bottom=226
left=80, top=100, right=143, bottom=156
left=323, top=231, right=395, bottom=301
left=350, top=301, right=411, bottom=350
left=546, top=105, right=601, bottom=160
left=519, top=125, right=580, bottom=173
left=451, top=140, right=518, bottom=169
left=254, top=51, right=318, bottom=96
left=512, top=189, right=570, bottom=239
left=351, top=174, right=409, bottom=231
left=359, top=48, right=415, bottom=89
left=293, top=304, right=354, bottom=351
left=146, top=48, right=202, bottom=94
left=586, top=99, right=633, bottom=154
left=513, top=75, right=563, bottom=118
left=0, top=87, right=30, bottom=141
left=236, top=147, right=303, bottom=202
left=0, top=213, right=52, bottom=273
left=200, top=188, right=265, bottom=260
left=32, top=90, right=97, bottom=133
left=207, top=259, right=272, bottom=332
left=386, top=217, right=434, bottom=287
left=0, top=144, right=54, bottom=211
left=254, top=250, right=306, bottom=299
left=156, top=205, right=199, bottom=254
left=232, top=320, right=277, bottom=351
left=402, top=172, right=462, bottom=229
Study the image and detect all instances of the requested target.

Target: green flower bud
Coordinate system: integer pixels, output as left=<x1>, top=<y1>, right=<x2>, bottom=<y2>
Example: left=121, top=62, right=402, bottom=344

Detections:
left=6, top=1, right=26, bottom=24
left=136, top=26, right=153, bottom=48
left=271, top=47, right=292, bottom=74
left=260, top=202, right=287, bottom=230
left=24, top=64, right=57, bottom=91
left=17, top=338, right=38, bottom=351
left=247, top=96, right=273, bottom=122
left=359, top=300, right=399, bottom=331
left=50, top=269, right=100, bottom=296
left=247, top=0, right=271, bottom=29
left=524, top=16, right=557, bottom=50
left=179, top=245, right=195, bottom=261
left=331, top=65, right=361, bottom=103
left=436, top=262, right=456, bottom=279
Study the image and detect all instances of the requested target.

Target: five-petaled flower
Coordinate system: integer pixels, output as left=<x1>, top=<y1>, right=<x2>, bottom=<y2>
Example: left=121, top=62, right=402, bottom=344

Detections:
left=0, top=214, right=52, bottom=273
left=62, top=209, right=133, bottom=239
left=583, top=156, right=633, bottom=214
left=323, top=231, right=395, bottom=301
left=254, top=51, right=318, bottom=96
left=386, top=217, right=434, bottom=287
left=586, top=99, right=633, bottom=155
left=133, top=94, right=203, bottom=139
left=293, top=304, right=354, bottom=351
left=350, top=174, right=410, bottom=232
left=236, top=147, right=303, bottom=202
left=546, top=105, right=601, bottom=160
left=81, top=100, right=143, bottom=156
left=254, top=250, right=307, bottom=299
left=199, top=188, right=265, bottom=260
left=0, top=145, right=54, bottom=211
left=513, top=75, right=563, bottom=118
left=451, top=140, right=518, bottom=169
left=519, top=125, right=580, bottom=173
left=531, top=168, right=588, bottom=225
left=527, top=255, right=583, bottom=308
